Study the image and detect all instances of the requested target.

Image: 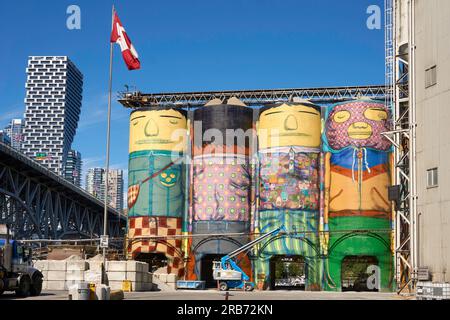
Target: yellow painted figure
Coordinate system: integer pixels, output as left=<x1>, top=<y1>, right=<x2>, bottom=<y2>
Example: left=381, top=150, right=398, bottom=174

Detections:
left=129, top=108, right=188, bottom=153
left=257, top=103, right=321, bottom=149
left=255, top=102, right=322, bottom=290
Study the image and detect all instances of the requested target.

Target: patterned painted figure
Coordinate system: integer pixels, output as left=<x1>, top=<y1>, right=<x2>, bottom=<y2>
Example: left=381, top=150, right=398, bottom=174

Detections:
left=255, top=101, right=322, bottom=290
left=322, top=99, right=394, bottom=291
left=186, top=98, right=253, bottom=284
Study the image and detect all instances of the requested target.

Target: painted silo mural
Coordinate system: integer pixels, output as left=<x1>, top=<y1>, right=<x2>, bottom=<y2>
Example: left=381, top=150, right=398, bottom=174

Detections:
left=322, top=99, right=394, bottom=291
left=185, top=98, right=254, bottom=287
left=127, top=108, right=187, bottom=277
left=254, top=102, right=322, bottom=290
left=122, top=97, right=395, bottom=292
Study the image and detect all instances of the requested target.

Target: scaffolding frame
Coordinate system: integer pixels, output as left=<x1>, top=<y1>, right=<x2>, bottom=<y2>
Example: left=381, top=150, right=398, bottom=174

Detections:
left=382, top=0, right=417, bottom=294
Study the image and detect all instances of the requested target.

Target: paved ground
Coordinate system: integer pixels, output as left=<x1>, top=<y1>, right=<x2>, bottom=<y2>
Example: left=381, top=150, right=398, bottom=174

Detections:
left=0, top=289, right=415, bottom=300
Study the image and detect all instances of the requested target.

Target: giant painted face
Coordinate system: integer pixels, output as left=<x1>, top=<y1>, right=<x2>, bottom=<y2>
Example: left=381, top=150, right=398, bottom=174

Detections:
left=325, top=101, right=392, bottom=151
left=258, top=103, right=321, bottom=149
left=129, top=109, right=187, bottom=153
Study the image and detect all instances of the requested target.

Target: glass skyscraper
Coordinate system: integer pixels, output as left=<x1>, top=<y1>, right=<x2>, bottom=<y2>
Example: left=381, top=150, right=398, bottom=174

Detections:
left=64, top=149, right=82, bottom=187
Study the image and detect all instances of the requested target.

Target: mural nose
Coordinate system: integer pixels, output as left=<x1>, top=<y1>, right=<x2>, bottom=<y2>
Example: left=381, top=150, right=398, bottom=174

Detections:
left=284, top=115, right=298, bottom=131
left=145, top=119, right=159, bottom=136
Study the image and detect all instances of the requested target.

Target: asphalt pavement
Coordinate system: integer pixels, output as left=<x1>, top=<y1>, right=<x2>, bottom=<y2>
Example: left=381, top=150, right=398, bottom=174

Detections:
left=0, top=289, right=413, bottom=300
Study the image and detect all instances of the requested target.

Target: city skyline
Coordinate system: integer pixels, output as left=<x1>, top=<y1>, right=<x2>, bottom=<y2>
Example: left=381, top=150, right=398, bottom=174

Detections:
left=86, top=167, right=124, bottom=211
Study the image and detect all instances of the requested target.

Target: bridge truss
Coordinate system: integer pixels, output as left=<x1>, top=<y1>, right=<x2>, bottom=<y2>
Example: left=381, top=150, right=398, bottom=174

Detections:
left=0, top=142, right=126, bottom=240
left=118, top=85, right=388, bottom=108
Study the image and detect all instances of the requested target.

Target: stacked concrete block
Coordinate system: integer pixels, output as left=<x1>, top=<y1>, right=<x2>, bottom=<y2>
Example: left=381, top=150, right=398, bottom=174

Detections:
left=34, top=260, right=49, bottom=282
left=84, top=270, right=102, bottom=285
left=153, top=273, right=178, bottom=290
left=166, top=273, right=178, bottom=290
left=106, top=260, right=151, bottom=292
left=33, top=259, right=154, bottom=292
left=65, top=260, right=89, bottom=289
left=44, top=260, right=67, bottom=290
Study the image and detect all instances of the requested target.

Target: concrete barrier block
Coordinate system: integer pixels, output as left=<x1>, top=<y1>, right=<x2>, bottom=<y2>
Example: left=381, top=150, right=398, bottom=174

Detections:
left=126, top=260, right=139, bottom=272
left=48, top=260, right=67, bottom=271
left=66, top=271, right=85, bottom=281
left=65, top=280, right=85, bottom=290
left=159, top=273, right=167, bottom=283
left=47, top=270, right=66, bottom=281
left=88, top=261, right=104, bottom=272
left=167, top=274, right=177, bottom=283
left=133, top=281, right=145, bottom=292
left=34, top=260, right=49, bottom=271
left=46, top=280, right=66, bottom=291
left=107, top=261, right=127, bottom=272
left=40, top=270, right=48, bottom=280
left=107, top=271, right=126, bottom=281
left=141, top=262, right=149, bottom=273
left=126, top=271, right=143, bottom=282
left=166, top=282, right=176, bottom=290
left=67, top=260, right=89, bottom=271
left=84, top=271, right=102, bottom=284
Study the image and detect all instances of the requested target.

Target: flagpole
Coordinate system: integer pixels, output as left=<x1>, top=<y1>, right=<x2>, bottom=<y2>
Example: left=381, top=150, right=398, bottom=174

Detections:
left=102, top=4, right=115, bottom=281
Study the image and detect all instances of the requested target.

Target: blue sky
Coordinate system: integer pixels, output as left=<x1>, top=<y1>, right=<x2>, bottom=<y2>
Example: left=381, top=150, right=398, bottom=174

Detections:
left=0, top=0, right=385, bottom=195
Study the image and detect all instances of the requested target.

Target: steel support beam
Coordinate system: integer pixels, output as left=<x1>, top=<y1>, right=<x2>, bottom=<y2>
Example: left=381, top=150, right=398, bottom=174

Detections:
left=118, top=85, right=388, bottom=108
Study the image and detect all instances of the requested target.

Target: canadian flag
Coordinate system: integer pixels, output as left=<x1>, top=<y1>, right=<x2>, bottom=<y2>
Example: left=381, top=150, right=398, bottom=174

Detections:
left=110, top=10, right=141, bottom=70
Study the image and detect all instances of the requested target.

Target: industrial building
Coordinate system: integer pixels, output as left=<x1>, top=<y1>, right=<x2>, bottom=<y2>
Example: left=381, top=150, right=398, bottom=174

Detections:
left=388, top=0, right=450, bottom=290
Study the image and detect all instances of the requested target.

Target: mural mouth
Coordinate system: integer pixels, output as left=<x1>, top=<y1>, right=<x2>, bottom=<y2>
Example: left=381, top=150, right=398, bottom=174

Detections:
left=160, top=181, right=176, bottom=187
left=347, top=131, right=372, bottom=140
left=136, top=139, right=173, bottom=144
left=270, top=133, right=310, bottom=137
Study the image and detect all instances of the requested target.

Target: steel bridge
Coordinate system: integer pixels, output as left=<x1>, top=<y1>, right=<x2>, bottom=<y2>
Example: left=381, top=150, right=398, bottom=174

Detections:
left=0, top=142, right=126, bottom=240
left=118, top=85, right=388, bottom=108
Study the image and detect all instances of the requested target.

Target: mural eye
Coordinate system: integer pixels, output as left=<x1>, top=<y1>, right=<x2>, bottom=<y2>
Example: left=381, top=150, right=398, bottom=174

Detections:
left=333, top=111, right=351, bottom=123
left=132, top=121, right=139, bottom=126
left=169, top=119, right=178, bottom=125
left=364, top=109, right=388, bottom=121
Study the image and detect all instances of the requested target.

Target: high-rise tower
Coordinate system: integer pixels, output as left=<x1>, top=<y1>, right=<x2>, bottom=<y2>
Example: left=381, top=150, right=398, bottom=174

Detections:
left=22, top=56, right=83, bottom=175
